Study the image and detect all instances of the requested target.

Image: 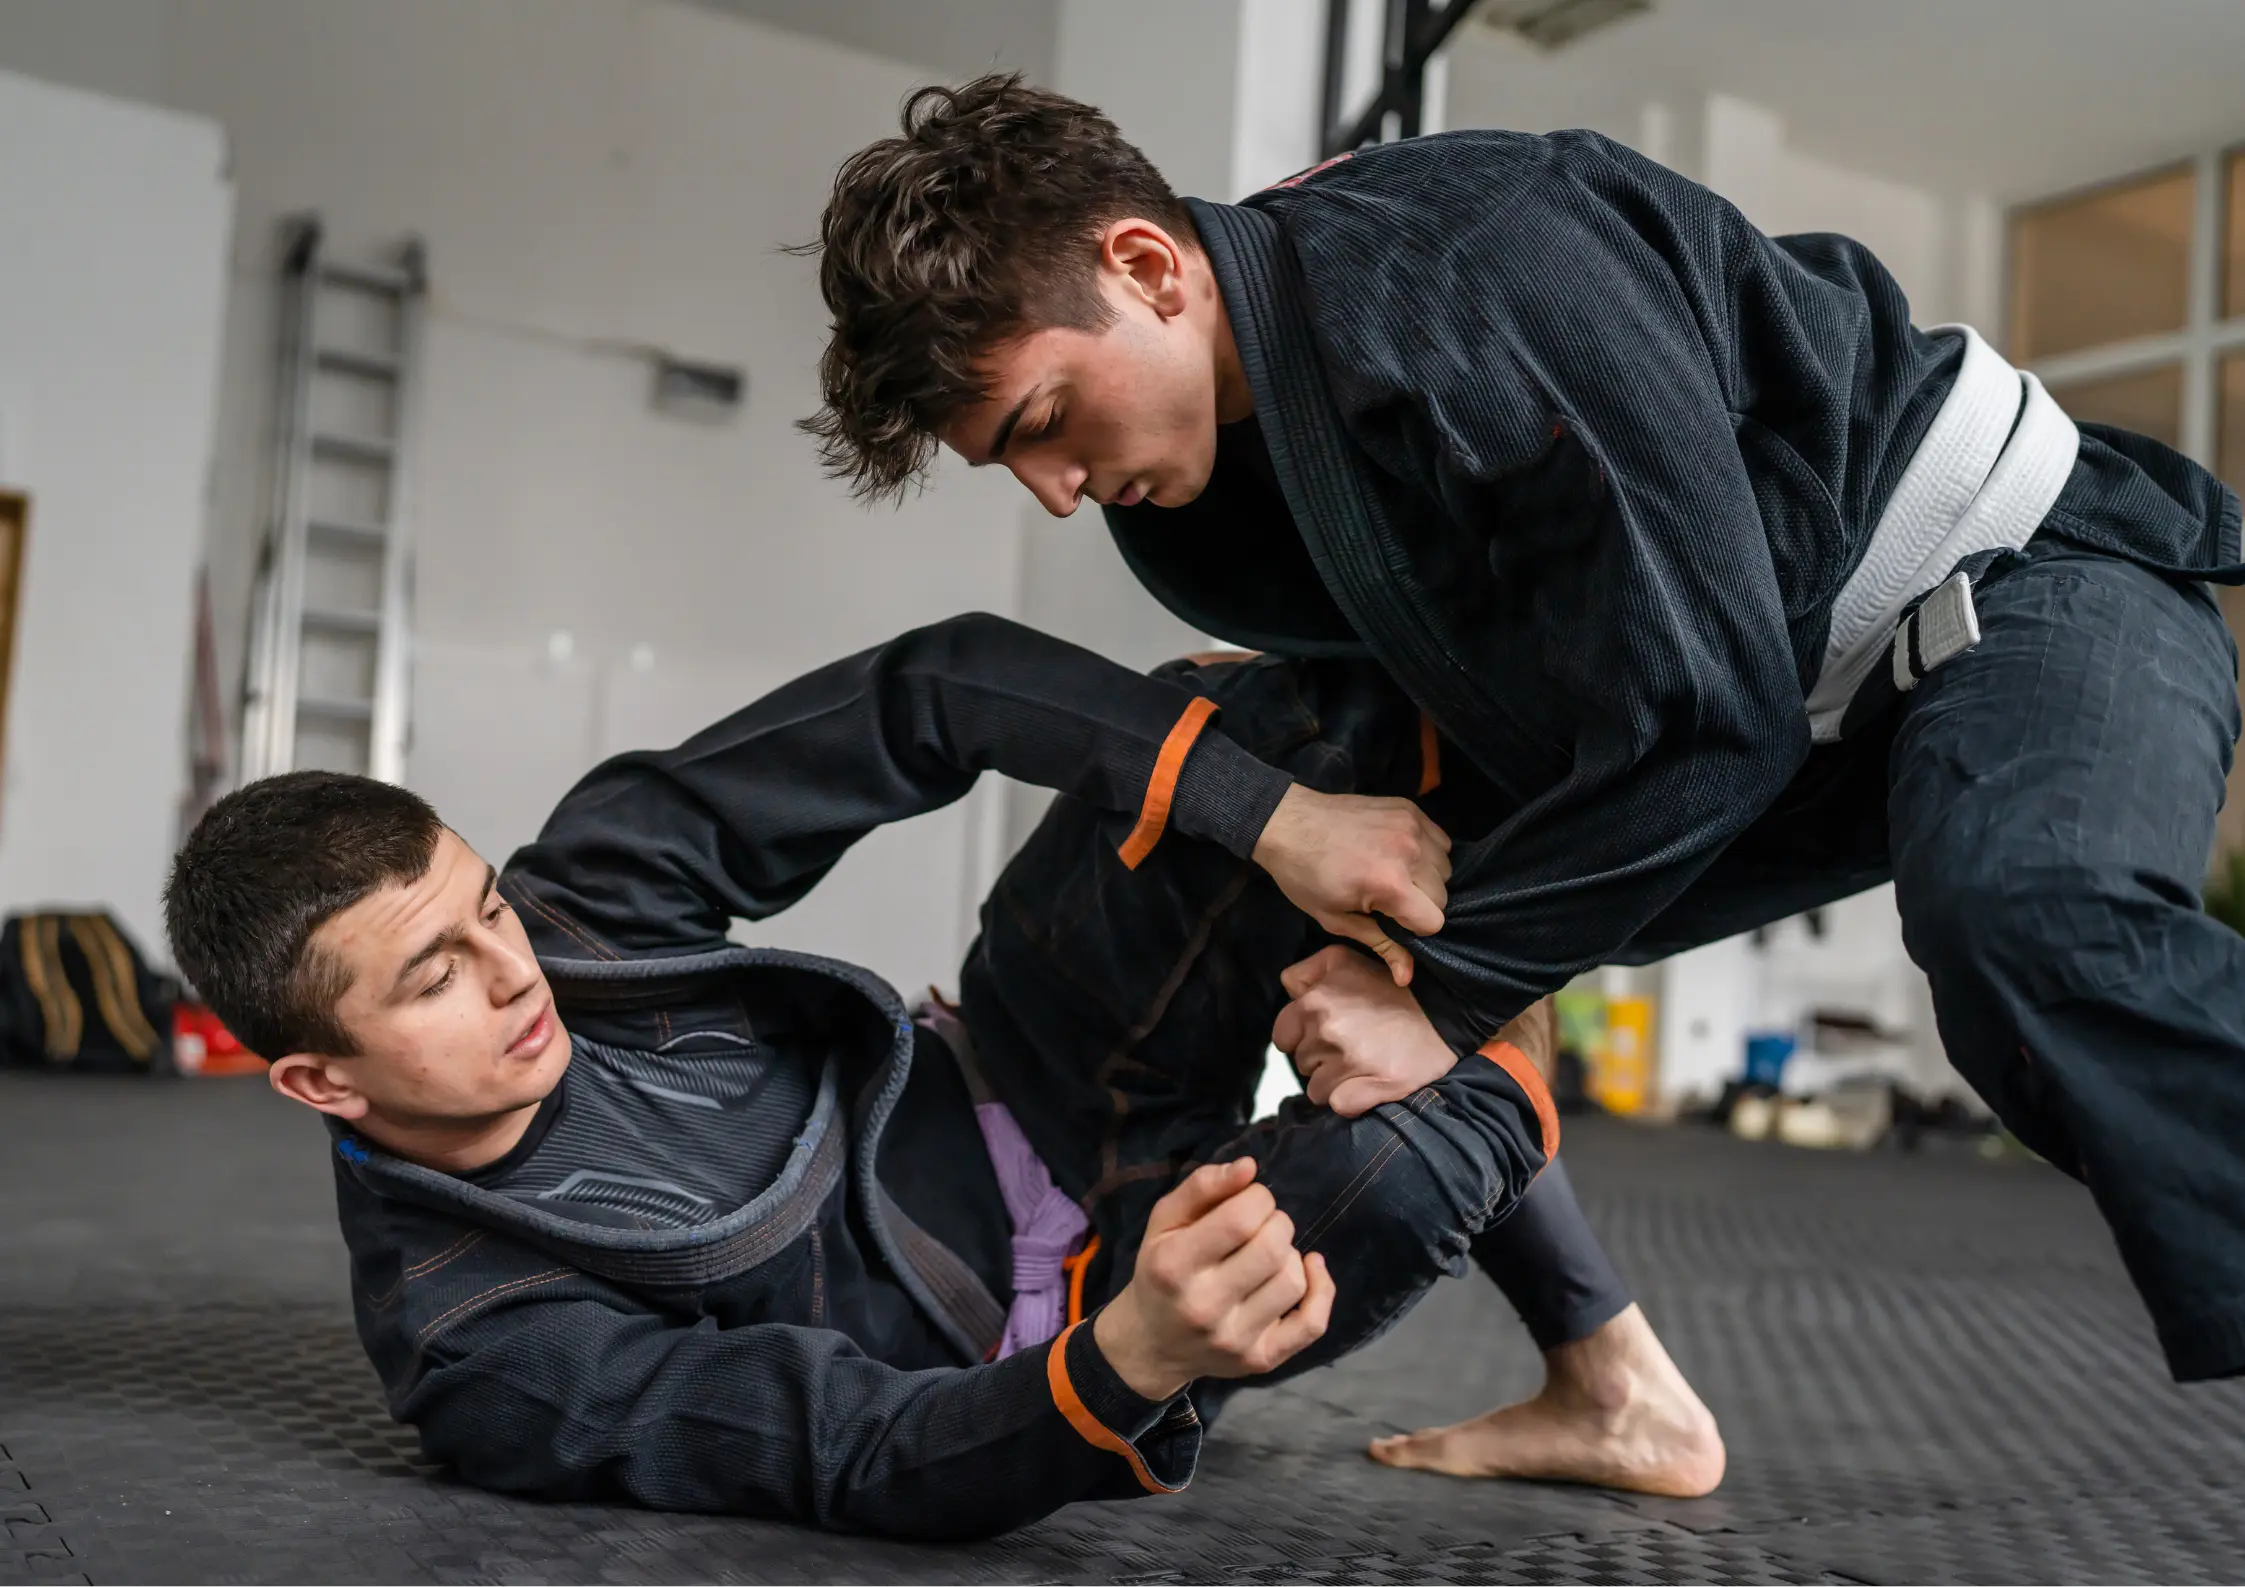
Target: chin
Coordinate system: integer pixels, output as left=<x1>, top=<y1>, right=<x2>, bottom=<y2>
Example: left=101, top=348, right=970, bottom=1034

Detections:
left=532, top=1024, right=573, bottom=1087
left=507, top=1021, right=573, bottom=1104
left=1155, top=469, right=1212, bottom=508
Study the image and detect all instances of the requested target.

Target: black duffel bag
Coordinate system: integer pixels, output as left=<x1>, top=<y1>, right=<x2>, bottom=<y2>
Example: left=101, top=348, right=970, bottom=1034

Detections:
left=0, top=912, right=176, bottom=1073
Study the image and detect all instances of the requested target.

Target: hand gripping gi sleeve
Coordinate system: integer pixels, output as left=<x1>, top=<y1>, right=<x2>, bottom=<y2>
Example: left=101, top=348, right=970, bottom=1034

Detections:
left=501, top=612, right=1292, bottom=958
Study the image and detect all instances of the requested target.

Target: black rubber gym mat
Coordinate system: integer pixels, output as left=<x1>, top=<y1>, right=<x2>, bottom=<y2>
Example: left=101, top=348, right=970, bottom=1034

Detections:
left=5, top=1072, right=2244, bottom=1584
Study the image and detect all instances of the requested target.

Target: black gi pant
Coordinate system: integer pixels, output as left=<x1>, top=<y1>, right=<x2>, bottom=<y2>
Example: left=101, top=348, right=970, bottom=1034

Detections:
left=1616, top=543, right=2245, bottom=1381
left=960, top=651, right=1630, bottom=1391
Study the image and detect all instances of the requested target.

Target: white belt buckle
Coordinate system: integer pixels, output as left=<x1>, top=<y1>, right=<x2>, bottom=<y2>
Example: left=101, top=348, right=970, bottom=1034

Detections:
left=1892, top=570, right=1981, bottom=692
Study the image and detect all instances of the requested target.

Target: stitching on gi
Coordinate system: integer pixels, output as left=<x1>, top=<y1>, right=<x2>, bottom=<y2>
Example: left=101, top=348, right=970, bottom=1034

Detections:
left=1411, top=1088, right=1524, bottom=1219
left=1081, top=868, right=1261, bottom=1213
left=1296, top=1091, right=1439, bottom=1251
left=406, top=1230, right=485, bottom=1280
left=415, top=1266, right=575, bottom=1347
left=998, top=885, right=1137, bottom=1031
left=368, top=1230, right=488, bottom=1307
left=549, top=897, right=623, bottom=961
left=1298, top=1128, right=1412, bottom=1251
left=1084, top=1157, right=1175, bottom=1209
left=1299, top=1089, right=1435, bottom=1230
left=808, top=1222, right=826, bottom=1328
left=513, top=885, right=617, bottom=962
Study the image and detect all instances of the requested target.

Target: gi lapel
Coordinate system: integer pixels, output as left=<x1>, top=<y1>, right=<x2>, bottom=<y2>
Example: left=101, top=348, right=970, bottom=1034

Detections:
left=1185, top=198, right=1506, bottom=772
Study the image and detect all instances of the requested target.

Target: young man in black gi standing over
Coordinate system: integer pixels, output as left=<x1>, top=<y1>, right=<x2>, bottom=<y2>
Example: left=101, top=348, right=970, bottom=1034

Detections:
left=801, top=75, right=2245, bottom=1482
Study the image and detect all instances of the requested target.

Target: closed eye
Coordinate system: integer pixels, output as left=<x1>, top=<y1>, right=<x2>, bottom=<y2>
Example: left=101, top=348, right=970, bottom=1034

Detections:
left=420, top=963, right=456, bottom=999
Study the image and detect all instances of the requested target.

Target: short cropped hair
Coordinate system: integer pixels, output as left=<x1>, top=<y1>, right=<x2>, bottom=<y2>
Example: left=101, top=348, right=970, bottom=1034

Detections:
left=164, top=771, right=445, bottom=1059
left=801, top=71, right=1194, bottom=502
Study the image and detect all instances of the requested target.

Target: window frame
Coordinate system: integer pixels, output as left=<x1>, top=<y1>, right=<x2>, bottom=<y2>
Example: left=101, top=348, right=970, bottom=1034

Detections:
left=2014, top=146, right=2245, bottom=471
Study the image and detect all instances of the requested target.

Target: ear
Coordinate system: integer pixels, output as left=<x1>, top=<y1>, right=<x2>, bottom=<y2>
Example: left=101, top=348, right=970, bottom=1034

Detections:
left=268, top=1052, right=370, bottom=1121
left=1099, top=218, right=1193, bottom=319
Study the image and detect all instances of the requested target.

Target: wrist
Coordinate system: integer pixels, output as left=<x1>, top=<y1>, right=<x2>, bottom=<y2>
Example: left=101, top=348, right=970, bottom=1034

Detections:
left=1250, top=783, right=1307, bottom=869
left=1173, top=729, right=1294, bottom=861
left=1408, top=1012, right=1461, bottom=1084
left=1093, top=1288, right=1192, bottom=1402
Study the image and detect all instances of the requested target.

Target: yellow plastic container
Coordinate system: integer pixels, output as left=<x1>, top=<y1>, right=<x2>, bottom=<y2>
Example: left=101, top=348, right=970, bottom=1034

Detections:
left=1592, top=995, right=1654, bottom=1116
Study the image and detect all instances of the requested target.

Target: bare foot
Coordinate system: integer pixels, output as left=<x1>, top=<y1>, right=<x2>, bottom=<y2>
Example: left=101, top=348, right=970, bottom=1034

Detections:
left=1366, top=1304, right=1725, bottom=1498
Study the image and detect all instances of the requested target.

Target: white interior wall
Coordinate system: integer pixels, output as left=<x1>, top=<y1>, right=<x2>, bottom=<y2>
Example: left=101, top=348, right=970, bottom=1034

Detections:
left=0, top=0, right=1034, bottom=996
left=690, top=0, right=1057, bottom=87
left=1701, top=95, right=1953, bottom=322
left=0, top=65, right=231, bottom=962
left=1230, top=0, right=1325, bottom=198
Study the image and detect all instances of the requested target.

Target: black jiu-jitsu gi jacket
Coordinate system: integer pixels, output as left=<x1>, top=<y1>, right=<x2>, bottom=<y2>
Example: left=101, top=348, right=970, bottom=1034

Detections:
left=1105, top=129, right=2245, bottom=1048
left=325, top=615, right=1307, bottom=1539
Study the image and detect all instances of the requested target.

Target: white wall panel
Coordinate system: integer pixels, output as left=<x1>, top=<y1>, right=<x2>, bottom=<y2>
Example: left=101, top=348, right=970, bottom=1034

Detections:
left=0, top=0, right=1036, bottom=991
left=0, top=67, right=230, bottom=962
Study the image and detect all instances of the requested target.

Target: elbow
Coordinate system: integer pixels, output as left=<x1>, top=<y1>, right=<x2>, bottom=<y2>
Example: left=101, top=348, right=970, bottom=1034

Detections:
left=412, top=1416, right=588, bottom=1505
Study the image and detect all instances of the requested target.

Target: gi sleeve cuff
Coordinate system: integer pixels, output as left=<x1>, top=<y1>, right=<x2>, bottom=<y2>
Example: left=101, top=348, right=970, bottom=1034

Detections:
left=1045, top=1318, right=1196, bottom=1494
left=1477, top=1036, right=1561, bottom=1165
left=1165, top=721, right=1294, bottom=861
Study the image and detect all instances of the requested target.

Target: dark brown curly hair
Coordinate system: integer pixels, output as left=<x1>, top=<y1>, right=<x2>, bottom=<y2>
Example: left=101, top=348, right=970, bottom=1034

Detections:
left=800, top=73, right=1194, bottom=502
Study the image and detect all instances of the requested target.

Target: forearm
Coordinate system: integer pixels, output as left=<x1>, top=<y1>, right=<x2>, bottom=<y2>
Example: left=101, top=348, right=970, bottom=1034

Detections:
left=1243, top=1041, right=1555, bottom=1389
left=503, top=613, right=1290, bottom=956
left=403, top=1302, right=1198, bottom=1540
left=1403, top=739, right=1801, bottom=1051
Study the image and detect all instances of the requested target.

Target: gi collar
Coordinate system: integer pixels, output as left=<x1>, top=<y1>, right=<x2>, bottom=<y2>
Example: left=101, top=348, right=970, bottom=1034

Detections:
left=1095, top=200, right=1364, bottom=658
left=1172, top=197, right=1498, bottom=759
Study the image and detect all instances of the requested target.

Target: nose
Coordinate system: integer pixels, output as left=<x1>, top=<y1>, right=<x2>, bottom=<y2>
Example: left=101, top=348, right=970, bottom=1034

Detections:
left=485, top=929, right=542, bottom=1004
left=1013, top=457, right=1086, bottom=518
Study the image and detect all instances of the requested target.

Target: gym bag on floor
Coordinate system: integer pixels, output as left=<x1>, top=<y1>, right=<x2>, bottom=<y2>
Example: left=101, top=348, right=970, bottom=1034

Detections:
left=0, top=912, right=175, bottom=1073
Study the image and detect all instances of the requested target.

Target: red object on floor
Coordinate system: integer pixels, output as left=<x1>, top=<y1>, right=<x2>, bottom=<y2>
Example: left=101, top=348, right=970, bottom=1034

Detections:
left=173, top=1003, right=263, bottom=1076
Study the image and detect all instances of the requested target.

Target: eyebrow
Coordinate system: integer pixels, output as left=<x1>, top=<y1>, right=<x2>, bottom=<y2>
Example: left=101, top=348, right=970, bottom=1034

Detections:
left=391, top=864, right=499, bottom=993
left=980, top=392, right=1037, bottom=464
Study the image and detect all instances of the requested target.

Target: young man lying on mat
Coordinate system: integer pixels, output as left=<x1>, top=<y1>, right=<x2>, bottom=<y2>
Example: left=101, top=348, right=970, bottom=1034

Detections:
left=164, top=613, right=1622, bottom=1540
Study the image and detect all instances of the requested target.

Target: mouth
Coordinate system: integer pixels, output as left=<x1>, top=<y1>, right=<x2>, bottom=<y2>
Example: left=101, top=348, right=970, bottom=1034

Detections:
left=1110, top=479, right=1147, bottom=507
left=505, top=1001, right=556, bottom=1062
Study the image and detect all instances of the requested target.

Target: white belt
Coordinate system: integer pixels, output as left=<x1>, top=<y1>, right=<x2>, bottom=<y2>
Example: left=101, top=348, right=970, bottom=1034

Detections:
left=1802, top=324, right=2080, bottom=742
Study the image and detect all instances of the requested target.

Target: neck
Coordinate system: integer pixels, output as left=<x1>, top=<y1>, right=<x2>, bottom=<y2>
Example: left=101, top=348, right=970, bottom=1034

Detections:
left=353, top=1092, right=546, bottom=1174
left=1208, top=277, right=1254, bottom=424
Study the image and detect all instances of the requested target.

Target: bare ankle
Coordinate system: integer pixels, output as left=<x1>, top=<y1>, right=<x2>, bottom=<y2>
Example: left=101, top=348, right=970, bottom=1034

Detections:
left=1540, top=1305, right=1662, bottom=1414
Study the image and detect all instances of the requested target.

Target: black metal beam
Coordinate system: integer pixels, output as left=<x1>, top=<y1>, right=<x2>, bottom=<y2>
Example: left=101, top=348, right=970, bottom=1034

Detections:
left=1320, top=0, right=1354, bottom=165
left=1321, top=0, right=1480, bottom=158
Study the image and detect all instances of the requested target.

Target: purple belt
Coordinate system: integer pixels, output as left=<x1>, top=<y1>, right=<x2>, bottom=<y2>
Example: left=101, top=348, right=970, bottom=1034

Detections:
left=915, top=1003, right=1091, bottom=1359
left=976, top=1101, right=1093, bottom=1357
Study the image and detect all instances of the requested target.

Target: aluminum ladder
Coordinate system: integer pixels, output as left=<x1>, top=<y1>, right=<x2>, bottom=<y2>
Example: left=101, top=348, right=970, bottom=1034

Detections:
left=241, top=215, right=425, bottom=785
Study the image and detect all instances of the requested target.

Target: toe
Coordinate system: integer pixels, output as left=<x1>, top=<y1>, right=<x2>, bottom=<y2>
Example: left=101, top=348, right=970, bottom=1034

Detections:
left=1367, top=1426, right=1472, bottom=1475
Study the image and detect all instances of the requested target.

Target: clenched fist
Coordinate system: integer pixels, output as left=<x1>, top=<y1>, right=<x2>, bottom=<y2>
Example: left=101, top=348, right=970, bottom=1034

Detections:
left=1252, top=786, right=1452, bottom=985
left=1093, top=1159, right=1335, bottom=1401
left=1271, top=945, right=1458, bottom=1117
